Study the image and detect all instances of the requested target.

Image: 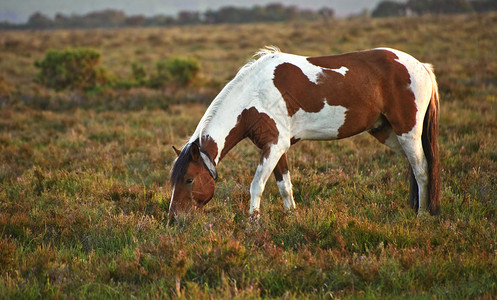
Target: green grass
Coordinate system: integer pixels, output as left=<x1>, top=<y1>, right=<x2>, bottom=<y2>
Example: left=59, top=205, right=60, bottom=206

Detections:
left=1, top=13, right=497, bottom=299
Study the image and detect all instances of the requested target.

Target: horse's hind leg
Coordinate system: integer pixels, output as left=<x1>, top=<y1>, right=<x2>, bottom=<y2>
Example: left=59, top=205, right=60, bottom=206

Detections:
left=397, top=133, right=429, bottom=215
left=273, top=153, right=296, bottom=211
left=369, top=116, right=403, bottom=153
left=369, top=120, right=425, bottom=213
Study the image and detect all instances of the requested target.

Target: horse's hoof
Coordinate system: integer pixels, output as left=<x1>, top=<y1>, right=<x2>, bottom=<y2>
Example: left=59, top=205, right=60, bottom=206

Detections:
left=249, top=211, right=260, bottom=222
left=245, top=212, right=262, bottom=231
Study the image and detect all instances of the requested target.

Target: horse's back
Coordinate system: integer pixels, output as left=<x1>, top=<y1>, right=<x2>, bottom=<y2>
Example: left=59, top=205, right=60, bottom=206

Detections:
left=268, top=48, right=432, bottom=141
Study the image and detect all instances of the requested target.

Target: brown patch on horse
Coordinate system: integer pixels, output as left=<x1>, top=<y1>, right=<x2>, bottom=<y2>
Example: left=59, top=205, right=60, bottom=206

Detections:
left=273, top=153, right=289, bottom=182
left=221, top=107, right=279, bottom=159
left=273, top=49, right=417, bottom=137
left=200, top=135, right=219, bottom=162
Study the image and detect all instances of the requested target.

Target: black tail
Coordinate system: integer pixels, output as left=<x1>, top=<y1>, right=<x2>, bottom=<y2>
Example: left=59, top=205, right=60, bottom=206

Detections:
left=409, top=64, right=441, bottom=215
left=408, top=166, right=418, bottom=210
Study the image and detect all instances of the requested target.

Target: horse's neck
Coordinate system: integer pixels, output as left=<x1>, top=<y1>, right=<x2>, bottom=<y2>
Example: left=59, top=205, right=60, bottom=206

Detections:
left=191, top=57, right=272, bottom=164
left=192, top=94, right=248, bottom=165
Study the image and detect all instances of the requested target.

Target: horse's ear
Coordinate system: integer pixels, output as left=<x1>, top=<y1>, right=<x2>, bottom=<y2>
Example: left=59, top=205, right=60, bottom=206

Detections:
left=172, top=146, right=181, bottom=156
left=189, top=143, right=200, bottom=161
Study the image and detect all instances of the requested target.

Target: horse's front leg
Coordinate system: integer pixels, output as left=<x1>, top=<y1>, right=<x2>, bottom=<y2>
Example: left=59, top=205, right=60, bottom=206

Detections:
left=273, top=153, right=296, bottom=211
left=249, top=144, right=288, bottom=214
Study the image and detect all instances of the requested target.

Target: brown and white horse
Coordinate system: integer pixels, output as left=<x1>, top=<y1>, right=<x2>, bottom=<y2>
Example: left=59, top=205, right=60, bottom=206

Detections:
left=169, top=47, right=440, bottom=218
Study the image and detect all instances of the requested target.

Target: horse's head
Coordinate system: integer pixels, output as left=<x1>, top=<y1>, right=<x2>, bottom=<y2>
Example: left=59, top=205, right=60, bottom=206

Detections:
left=169, top=142, right=217, bottom=219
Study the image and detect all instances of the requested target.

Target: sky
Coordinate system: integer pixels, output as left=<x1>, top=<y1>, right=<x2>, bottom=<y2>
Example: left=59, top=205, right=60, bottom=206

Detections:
left=0, top=0, right=382, bottom=23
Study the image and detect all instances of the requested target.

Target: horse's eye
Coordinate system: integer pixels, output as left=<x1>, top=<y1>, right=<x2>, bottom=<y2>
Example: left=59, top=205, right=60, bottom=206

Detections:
left=186, top=178, right=194, bottom=184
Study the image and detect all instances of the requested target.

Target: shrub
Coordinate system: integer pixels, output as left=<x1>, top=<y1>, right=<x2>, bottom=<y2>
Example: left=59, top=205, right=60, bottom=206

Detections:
left=34, top=48, right=111, bottom=91
left=148, top=56, right=200, bottom=89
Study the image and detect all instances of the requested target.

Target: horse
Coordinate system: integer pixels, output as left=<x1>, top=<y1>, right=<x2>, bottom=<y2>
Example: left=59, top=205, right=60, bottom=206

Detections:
left=168, top=47, right=440, bottom=219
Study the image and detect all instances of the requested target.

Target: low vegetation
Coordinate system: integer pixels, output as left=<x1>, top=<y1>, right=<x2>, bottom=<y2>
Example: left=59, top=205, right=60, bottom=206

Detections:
left=34, top=48, right=200, bottom=94
left=0, top=13, right=496, bottom=298
left=34, top=48, right=110, bottom=91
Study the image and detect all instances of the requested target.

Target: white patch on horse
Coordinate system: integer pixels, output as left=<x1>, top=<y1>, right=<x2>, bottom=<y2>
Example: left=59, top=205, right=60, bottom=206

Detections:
left=272, top=54, right=332, bottom=84
left=169, top=186, right=176, bottom=215
left=331, top=66, right=349, bottom=76
left=314, top=65, right=349, bottom=77
left=291, top=100, right=348, bottom=140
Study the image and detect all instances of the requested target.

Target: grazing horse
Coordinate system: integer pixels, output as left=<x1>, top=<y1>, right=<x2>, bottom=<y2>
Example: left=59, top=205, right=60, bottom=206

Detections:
left=169, top=47, right=440, bottom=218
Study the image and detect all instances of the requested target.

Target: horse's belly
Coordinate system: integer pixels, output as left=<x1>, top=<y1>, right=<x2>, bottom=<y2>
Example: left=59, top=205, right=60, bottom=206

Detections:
left=291, top=103, right=347, bottom=140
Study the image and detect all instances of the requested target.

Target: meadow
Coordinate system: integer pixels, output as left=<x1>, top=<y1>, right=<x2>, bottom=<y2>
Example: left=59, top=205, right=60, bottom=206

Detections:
left=1, top=13, right=497, bottom=298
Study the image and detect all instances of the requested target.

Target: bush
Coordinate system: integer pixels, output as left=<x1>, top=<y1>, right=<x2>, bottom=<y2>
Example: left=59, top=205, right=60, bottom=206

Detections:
left=34, top=49, right=200, bottom=95
left=34, top=48, right=111, bottom=91
left=148, top=56, right=200, bottom=89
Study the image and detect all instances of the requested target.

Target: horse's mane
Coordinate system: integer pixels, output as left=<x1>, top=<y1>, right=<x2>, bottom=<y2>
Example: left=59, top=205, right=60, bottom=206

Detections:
left=240, top=46, right=281, bottom=72
left=192, top=46, right=282, bottom=140
left=170, top=142, right=195, bottom=185
left=254, top=45, right=281, bottom=58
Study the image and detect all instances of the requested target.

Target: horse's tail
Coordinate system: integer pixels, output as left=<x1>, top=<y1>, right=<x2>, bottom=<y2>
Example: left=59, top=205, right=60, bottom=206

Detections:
left=410, top=64, right=441, bottom=215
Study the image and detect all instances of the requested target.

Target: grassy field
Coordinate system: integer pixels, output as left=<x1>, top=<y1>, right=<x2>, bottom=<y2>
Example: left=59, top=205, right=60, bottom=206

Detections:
left=1, top=13, right=497, bottom=298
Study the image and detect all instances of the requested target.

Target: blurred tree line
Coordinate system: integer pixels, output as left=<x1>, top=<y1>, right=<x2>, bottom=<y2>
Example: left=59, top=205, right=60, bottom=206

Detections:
left=0, top=4, right=334, bottom=30
left=1, top=1, right=493, bottom=30
left=372, top=0, right=497, bottom=18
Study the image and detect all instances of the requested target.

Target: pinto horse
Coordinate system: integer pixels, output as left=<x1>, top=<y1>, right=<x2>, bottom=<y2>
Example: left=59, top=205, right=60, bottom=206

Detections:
left=169, top=47, right=440, bottom=218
